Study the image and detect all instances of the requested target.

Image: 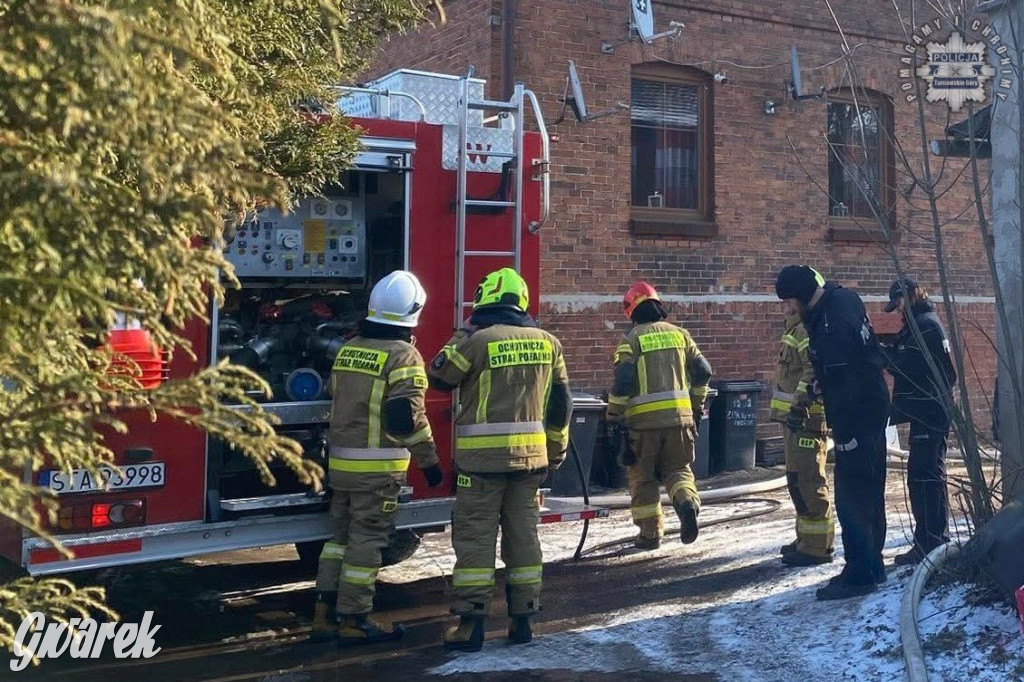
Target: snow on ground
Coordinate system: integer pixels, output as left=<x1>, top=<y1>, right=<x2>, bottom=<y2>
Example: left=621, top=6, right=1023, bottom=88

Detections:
left=423, top=489, right=1023, bottom=681
left=918, top=582, right=1024, bottom=681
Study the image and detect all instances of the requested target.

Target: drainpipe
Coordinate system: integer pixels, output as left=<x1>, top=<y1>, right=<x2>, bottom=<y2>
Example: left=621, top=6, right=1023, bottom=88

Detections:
left=500, top=0, right=518, bottom=99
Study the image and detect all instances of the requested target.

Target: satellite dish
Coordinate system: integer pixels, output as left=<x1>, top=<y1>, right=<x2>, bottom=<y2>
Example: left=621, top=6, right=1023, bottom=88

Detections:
left=632, top=0, right=655, bottom=43
left=567, top=60, right=588, bottom=121
left=789, top=46, right=826, bottom=100
left=554, top=61, right=630, bottom=125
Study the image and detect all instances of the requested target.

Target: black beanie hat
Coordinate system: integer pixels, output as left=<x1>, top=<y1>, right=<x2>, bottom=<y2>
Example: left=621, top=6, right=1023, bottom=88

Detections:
left=775, top=265, right=822, bottom=305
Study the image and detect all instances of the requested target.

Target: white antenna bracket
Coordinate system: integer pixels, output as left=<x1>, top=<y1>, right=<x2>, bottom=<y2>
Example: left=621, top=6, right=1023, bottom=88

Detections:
left=601, top=20, right=683, bottom=54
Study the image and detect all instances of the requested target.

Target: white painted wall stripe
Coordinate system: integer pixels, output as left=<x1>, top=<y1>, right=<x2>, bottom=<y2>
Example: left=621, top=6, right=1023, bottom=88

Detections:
left=540, top=293, right=997, bottom=313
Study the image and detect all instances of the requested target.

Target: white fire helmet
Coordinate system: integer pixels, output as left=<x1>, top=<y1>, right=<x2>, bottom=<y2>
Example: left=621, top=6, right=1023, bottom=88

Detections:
left=366, top=270, right=427, bottom=328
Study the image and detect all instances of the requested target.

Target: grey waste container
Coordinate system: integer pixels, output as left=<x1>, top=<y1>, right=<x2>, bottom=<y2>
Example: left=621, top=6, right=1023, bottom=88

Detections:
left=693, top=387, right=718, bottom=480
left=709, top=380, right=764, bottom=474
left=542, top=393, right=606, bottom=496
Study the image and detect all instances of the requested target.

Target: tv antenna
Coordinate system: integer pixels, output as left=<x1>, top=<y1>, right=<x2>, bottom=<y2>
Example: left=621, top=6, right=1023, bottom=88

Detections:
left=554, top=60, right=630, bottom=125
left=601, top=1, right=684, bottom=53
left=789, top=46, right=826, bottom=100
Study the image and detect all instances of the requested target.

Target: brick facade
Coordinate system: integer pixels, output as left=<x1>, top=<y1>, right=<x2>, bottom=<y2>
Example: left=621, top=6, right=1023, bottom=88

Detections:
left=368, top=0, right=998, bottom=436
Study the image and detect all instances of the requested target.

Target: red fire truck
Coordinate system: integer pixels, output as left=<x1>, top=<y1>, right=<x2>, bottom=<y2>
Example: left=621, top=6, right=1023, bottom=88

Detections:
left=4, top=69, right=606, bottom=576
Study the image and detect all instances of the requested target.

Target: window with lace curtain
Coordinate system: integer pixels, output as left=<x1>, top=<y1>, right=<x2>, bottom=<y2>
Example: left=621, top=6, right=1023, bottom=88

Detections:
left=630, top=64, right=715, bottom=238
left=826, top=89, right=895, bottom=241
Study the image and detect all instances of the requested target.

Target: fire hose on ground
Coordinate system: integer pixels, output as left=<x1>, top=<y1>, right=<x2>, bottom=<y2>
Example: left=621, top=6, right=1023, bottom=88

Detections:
left=563, top=434, right=910, bottom=561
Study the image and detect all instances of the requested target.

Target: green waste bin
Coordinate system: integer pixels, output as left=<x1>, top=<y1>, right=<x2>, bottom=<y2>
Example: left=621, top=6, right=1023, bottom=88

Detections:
left=542, top=393, right=606, bottom=496
left=709, top=380, right=764, bottom=474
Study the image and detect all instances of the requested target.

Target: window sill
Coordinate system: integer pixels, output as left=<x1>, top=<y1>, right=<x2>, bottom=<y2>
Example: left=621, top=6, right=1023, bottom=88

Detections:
left=827, top=218, right=892, bottom=244
left=630, top=213, right=717, bottom=239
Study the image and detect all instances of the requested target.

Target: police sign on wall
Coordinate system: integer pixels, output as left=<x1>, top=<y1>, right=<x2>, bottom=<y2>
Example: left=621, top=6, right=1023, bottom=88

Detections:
left=632, top=0, right=655, bottom=43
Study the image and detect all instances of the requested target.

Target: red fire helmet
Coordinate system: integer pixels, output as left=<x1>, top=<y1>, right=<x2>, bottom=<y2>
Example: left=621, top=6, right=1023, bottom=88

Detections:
left=623, top=281, right=660, bottom=319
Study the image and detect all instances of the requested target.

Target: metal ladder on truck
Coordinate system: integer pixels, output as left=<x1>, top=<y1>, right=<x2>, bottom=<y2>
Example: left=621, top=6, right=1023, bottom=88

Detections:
left=452, top=72, right=550, bottom=330
left=450, top=73, right=607, bottom=543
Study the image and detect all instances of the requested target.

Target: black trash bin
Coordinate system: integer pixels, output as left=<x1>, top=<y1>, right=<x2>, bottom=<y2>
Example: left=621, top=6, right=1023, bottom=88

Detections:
left=709, top=380, right=764, bottom=474
left=693, top=387, right=718, bottom=480
left=543, top=393, right=606, bottom=496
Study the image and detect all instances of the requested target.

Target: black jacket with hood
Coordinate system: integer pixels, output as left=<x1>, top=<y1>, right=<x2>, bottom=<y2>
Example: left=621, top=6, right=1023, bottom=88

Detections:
left=885, top=299, right=956, bottom=428
left=803, top=282, right=891, bottom=443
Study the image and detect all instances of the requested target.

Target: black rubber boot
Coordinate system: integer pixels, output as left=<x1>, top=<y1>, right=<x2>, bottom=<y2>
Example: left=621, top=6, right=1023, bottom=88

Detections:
left=444, top=615, right=486, bottom=652
left=781, top=550, right=833, bottom=567
left=780, top=540, right=798, bottom=555
left=674, top=500, right=700, bottom=544
left=815, top=575, right=877, bottom=601
left=508, top=616, right=533, bottom=645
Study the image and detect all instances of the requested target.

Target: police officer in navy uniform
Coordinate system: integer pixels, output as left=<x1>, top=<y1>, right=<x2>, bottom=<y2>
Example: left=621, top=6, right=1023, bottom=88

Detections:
left=882, top=277, right=956, bottom=565
left=775, top=265, right=890, bottom=600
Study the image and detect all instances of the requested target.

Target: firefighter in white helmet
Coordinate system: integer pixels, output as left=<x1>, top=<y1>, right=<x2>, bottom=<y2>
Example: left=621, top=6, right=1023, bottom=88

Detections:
left=312, top=270, right=444, bottom=644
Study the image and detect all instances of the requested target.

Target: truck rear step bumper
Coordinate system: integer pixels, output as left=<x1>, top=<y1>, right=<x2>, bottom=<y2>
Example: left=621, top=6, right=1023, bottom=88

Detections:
left=23, top=495, right=606, bottom=575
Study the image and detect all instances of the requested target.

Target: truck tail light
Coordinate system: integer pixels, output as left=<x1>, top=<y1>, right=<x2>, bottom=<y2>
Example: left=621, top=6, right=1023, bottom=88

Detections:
left=57, top=499, right=146, bottom=532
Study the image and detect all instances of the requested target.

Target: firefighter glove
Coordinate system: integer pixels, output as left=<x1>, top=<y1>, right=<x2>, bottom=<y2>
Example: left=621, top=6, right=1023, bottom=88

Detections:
left=692, top=410, right=704, bottom=430
left=785, top=406, right=808, bottom=434
left=423, top=464, right=444, bottom=488
left=613, top=423, right=637, bottom=467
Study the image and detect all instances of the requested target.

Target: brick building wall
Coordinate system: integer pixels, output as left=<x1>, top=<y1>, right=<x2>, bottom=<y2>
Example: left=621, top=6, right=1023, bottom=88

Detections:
left=366, top=0, right=998, bottom=436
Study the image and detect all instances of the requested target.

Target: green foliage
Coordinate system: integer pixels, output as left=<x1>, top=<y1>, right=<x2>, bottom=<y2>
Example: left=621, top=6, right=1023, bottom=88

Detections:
left=0, top=0, right=439, bottom=660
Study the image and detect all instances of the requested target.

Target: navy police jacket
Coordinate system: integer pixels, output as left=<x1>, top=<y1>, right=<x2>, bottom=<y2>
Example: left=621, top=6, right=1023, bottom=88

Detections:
left=803, top=282, right=890, bottom=443
left=885, top=299, right=956, bottom=428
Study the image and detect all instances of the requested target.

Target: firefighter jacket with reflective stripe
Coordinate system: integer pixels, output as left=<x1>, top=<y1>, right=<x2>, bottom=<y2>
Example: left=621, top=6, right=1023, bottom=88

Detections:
left=769, top=313, right=827, bottom=434
left=428, top=324, right=569, bottom=473
left=327, top=336, right=438, bottom=491
left=607, top=321, right=710, bottom=430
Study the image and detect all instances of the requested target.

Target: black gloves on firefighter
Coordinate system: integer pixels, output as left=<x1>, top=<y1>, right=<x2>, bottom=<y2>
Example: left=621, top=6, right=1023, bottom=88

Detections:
left=692, top=409, right=704, bottom=430
left=785, top=405, right=808, bottom=434
left=609, top=422, right=636, bottom=467
left=422, top=464, right=444, bottom=488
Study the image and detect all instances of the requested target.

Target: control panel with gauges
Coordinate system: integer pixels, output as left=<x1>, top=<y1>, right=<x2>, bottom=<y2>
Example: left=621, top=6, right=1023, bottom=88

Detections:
left=225, top=195, right=366, bottom=279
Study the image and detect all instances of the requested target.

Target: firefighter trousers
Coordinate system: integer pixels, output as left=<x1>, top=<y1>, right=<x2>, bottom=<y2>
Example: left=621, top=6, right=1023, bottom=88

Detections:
left=908, top=416, right=951, bottom=552
left=833, top=430, right=887, bottom=585
left=784, top=430, right=835, bottom=557
left=627, top=425, right=700, bottom=540
left=451, top=469, right=546, bottom=617
left=314, top=481, right=401, bottom=615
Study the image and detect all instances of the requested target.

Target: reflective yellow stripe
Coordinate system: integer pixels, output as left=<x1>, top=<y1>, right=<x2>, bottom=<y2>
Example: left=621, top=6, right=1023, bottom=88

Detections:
left=631, top=503, right=663, bottom=520
left=638, top=330, right=686, bottom=352
left=668, top=481, right=692, bottom=500
left=320, top=542, right=347, bottom=560
left=796, top=381, right=809, bottom=393
left=546, top=426, right=568, bottom=442
left=625, top=397, right=692, bottom=418
left=443, top=345, right=471, bottom=372
left=399, top=424, right=433, bottom=446
left=456, top=432, right=547, bottom=450
left=329, top=458, right=410, bottom=473
left=614, top=343, right=633, bottom=363
left=453, top=568, right=495, bottom=587
left=507, top=565, right=543, bottom=585
left=476, top=369, right=491, bottom=423
left=368, top=379, right=384, bottom=447
left=637, top=355, right=648, bottom=395
left=797, top=338, right=810, bottom=350
left=487, top=339, right=553, bottom=368
left=781, top=334, right=800, bottom=348
left=334, top=346, right=389, bottom=376
left=809, top=404, right=825, bottom=415
left=608, top=395, right=629, bottom=406
left=341, top=564, right=378, bottom=586
left=771, top=398, right=793, bottom=412
left=389, top=366, right=427, bottom=385
left=797, top=517, right=834, bottom=534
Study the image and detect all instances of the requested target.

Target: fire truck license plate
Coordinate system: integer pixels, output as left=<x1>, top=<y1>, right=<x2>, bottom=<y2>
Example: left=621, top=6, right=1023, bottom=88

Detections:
left=40, top=463, right=166, bottom=494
